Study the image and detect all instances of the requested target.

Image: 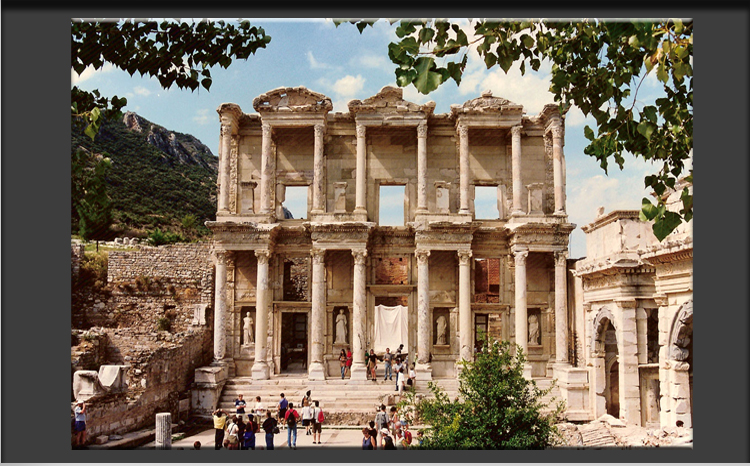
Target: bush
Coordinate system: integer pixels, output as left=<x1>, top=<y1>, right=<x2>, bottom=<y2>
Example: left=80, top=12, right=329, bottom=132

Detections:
left=156, top=316, right=172, bottom=332
left=147, top=228, right=185, bottom=246
left=77, top=251, right=109, bottom=291
left=399, top=340, right=563, bottom=449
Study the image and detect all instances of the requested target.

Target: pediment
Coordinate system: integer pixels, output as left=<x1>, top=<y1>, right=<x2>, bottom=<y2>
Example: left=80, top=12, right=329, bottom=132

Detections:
left=450, top=90, right=523, bottom=117
left=348, top=86, right=435, bottom=117
left=252, top=86, right=333, bottom=114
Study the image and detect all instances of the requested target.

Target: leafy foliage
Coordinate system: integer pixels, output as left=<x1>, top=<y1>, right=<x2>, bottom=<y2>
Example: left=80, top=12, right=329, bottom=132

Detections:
left=72, top=114, right=217, bottom=237
left=148, top=228, right=186, bottom=246
left=340, top=19, right=693, bottom=240
left=71, top=19, right=271, bottom=140
left=77, top=251, right=109, bottom=291
left=73, top=149, right=113, bottom=241
left=399, top=340, right=562, bottom=449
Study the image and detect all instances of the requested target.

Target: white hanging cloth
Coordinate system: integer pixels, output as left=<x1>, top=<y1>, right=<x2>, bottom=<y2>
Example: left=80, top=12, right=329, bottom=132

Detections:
left=373, top=305, right=408, bottom=353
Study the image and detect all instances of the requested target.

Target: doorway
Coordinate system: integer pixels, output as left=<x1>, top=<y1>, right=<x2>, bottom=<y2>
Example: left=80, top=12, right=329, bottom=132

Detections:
left=281, top=312, right=308, bottom=373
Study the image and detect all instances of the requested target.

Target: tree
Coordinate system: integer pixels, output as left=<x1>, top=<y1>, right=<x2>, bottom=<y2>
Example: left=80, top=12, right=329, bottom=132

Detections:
left=75, top=150, right=113, bottom=242
left=72, top=19, right=272, bottom=139
left=398, top=339, right=562, bottom=449
left=339, top=19, right=692, bottom=240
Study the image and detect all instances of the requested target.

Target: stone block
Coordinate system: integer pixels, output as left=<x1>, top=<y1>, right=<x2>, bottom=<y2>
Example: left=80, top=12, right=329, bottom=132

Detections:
left=673, top=399, right=689, bottom=414
left=95, top=435, right=109, bottom=445
left=194, top=365, right=227, bottom=384
left=73, top=370, right=103, bottom=401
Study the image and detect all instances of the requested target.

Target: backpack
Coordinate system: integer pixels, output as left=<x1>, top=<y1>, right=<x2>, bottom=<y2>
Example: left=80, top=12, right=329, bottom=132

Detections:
left=286, top=409, right=298, bottom=427
left=375, top=412, right=387, bottom=429
left=403, top=430, right=412, bottom=445
left=317, top=408, right=325, bottom=423
left=383, top=435, right=396, bottom=450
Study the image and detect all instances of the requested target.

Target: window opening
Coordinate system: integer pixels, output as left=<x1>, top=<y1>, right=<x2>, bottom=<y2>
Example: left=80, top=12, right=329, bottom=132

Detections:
left=379, top=185, right=405, bottom=226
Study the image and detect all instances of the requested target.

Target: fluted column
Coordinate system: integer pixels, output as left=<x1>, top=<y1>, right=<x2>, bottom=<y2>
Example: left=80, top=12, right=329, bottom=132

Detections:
left=213, top=250, right=229, bottom=361
left=511, top=125, right=524, bottom=215
left=416, top=249, right=432, bottom=379
left=458, top=124, right=470, bottom=214
left=416, top=121, right=428, bottom=213
left=354, top=123, right=367, bottom=214
left=308, top=248, right=327, bottom=380
left=513, top=249, right=529, bottom=358
left=458, top=249, right=473, bottom=363
left=252, top=249, right=271, bottom=379
left=350, top=249, right=368, bottom=380
left=551, top=124, right=565, bottom=214
left=312, top=123, right=326, bottom=214
left=155, top=412, right=172, bottom=450
left=218, top=122, right=233, bottom=213
left=554, top=251, right=569, bottom=364
left=260, top=122, right=273, bottom=215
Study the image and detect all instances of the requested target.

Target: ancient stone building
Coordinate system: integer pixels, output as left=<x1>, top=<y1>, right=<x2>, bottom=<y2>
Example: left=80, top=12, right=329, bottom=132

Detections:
left=200, top=84, right=578, bottom=395
left=574, top=179, right=693, bottom=428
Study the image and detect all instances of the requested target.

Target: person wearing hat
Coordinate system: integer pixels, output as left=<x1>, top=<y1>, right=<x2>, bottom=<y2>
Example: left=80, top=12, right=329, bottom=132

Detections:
left=73, top=401, right=87, bottom=448
left=380, top=427, right=396, bottom=450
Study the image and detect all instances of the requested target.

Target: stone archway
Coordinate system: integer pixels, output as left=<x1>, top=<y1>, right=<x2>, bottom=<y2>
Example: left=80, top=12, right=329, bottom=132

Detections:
left=667, top=299, right=693, bottom=427
left=591, top=307, right=618, bottom=419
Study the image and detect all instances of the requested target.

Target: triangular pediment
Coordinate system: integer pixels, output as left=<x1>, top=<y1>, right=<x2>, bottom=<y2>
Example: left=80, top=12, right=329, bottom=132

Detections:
left=348, top=86, right=435, bottom=117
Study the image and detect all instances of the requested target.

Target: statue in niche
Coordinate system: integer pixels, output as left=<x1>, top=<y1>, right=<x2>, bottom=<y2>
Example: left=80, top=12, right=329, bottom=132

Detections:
left=436, top=315, right=448, bottom=345
left=335, top=309, right=348, bottom=344
left=528, top=314, right=540, bottom=345
left=243, top=312, right=254, bottom=346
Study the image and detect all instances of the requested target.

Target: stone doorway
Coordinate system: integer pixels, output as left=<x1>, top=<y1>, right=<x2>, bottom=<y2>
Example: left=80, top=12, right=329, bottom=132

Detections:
left=281, top=312, right=308, bottom=373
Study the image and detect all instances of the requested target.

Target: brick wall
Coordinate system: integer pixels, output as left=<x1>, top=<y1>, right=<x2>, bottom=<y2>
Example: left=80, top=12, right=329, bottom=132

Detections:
left=375, top=257, right=408, bottom=285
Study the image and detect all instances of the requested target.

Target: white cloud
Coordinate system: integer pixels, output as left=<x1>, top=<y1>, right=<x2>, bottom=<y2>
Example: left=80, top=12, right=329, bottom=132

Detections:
left=307, top=51, right=331, bottom=70
left=193, top=108, right=212, bottom=125
left=134, top=86, right=152, bottom=97
left=333, top=75, right=365, bottom=99
left=565, top=105, right=596, bottom=128
left=71, top=63, right=114, bottom=85
left=354, top=53, right=391, bottom=69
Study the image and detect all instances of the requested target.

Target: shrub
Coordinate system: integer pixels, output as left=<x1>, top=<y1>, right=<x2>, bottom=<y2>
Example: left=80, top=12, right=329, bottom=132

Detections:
left=148, top=228, right=186, bottom=246
left=77, top=251, right=109, bottom=291
left=156, top=316, right=172, bottom=332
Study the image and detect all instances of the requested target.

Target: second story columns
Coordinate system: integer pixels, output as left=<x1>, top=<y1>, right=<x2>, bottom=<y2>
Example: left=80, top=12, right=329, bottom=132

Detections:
left=312, top=123, right=326, bottom=214
left=354, top=123, right=368, bottom=215
left=511, top=125, right=524, bottom=215
left=458, top=124, right=470, bottom=215
left=416, top=121, right=428, bottom=214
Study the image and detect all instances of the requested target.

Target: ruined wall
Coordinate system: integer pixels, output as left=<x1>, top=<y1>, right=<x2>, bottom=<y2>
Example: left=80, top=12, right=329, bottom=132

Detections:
left=71, top=243, right=85, bottom=279
left=77, top=327, right=213, bottom=442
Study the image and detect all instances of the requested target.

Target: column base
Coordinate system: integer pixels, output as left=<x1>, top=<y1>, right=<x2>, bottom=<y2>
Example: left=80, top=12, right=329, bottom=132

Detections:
left=251, top=362, right=270, bottom=380
left=458, top=208, right=470, bottom=215
left=416, top=363, right=433, bottom=381
left=308, top=362, right=327, bottom=381
left=350, top=363, right=368, bottom=381
left=553, top=210, right=566, bottom=217
left=511, top=210, right=526, bottom=217
left=523, top=363, right=533, bottom=380
left=415, top=208, right=428, bottom=215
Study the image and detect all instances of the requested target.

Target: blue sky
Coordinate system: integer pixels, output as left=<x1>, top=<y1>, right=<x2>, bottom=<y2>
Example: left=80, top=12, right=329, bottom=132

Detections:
left=72, top=18, right=674, bottom=259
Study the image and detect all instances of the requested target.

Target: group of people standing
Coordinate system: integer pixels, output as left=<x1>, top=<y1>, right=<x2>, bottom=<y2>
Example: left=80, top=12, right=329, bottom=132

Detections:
left=362, top=404, right=420, bottom=450
left=339, top=345, right=416, bottom=393
left=212, top=391, right=324, bottom=450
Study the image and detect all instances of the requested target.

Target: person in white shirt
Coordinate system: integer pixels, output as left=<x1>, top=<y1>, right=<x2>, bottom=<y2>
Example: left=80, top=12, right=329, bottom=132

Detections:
left=396, top=367, right=406, bottom=394
left=408, top=363, right=416, bottom=390
left=301, top=401, right=314, bottom=436
left=254, top=396, right=266, bottom=425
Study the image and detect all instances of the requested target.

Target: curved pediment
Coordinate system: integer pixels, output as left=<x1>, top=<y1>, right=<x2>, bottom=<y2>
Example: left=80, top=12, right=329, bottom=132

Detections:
left=252, top=86, right=333, bottom=114
left=348, top=86, right=435, bottom=117
left=450, top=90, right=523, bottom=117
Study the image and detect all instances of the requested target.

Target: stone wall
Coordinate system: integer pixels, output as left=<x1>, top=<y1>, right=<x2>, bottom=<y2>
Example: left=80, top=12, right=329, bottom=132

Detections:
left=75, top=327, right=213, bottom=443
left=71, top=243, right=85, bottom=279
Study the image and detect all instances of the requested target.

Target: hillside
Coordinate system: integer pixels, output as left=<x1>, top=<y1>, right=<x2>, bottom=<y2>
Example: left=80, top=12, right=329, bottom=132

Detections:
left=72, top=112, right=218, bottom=237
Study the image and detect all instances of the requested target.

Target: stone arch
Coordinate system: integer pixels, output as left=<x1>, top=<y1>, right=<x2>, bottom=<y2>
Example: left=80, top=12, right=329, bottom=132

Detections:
left=668, top=299, right=693, bottom=361
left=591, top=307, right=617, bottom=356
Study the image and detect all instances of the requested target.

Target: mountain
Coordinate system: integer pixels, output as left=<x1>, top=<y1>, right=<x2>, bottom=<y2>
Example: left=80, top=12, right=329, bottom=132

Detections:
left=72, top=111, right=219, bottom=237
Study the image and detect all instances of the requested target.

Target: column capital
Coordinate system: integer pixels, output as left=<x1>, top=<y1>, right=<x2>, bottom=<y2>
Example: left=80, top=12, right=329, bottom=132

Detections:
left=417, top=121, right=428, bottom=138
left=356, top=123, right=366, bottom=138
left=261, top=122, right=272, bottom=137
left=554, top=251, right=568, bottom=267
left=311, top=248, right=326, bottom=264
left=550, top=124, right=564, bottom=140
left=457, top=249, right=473, bottom=265
left=352, top=249, right=368, bottom=265
left=214, top=249, right=232, bottom=265
left=313, top=123, right=325, bottom=138
left=654, top=294, right=669, bottom=307
left=415, top=249, right=431, bottom=264
left=511, top=125, right=523, bottom=138
left=254, top=249, right=271, bottom=265
left=457, top=123, right=469, bottom=138
left=513, top=249, right=529, bottom=266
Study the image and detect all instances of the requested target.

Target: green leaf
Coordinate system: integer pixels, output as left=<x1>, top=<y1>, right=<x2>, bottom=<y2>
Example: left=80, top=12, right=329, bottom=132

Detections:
left=583, top=125, right=595, bottom=141
left=637, top=121, right=656, bottom=141
left=419, top=27, right=435, bottom=44
left=652, top=211, right=682, bottom=241
left=640, top=198, right=659, bottom=221
left=201, top=77, right=212, bottom=90
left=412, top=57, right=442, bottom=94
left=656, top=61, right=668, bottom=83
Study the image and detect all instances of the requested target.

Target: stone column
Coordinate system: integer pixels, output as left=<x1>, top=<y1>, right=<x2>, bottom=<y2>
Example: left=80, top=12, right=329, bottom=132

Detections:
left=260, top=122, right=273, bottom=215
left=636, top=308, right=648, bottom=365
left=458, top=249, right=473, bottom=363
left=416, top=121, right=428, bottom=214
left=218, top=121, right=233, bottom=214
left=617, top=299, right=641, bottom=425
left=415, top=249, right=432, bottom=379
left=511, top=125, right=524, bottom=215
left=213, top=250, right=229, bottom=361
left=551, top=124, right=566, bottom=214
left=354, top=123, right=367, bottom=214
left=513, top=248, right=529, bottom=359
left=350, top=249, right=368, bottom=380
left=252, top=249, right=271, bottom=380
left=458, top=124, right=470, bottom=215
left=554, top=251, right=569, bottom=364
left=155, top=412, right=172, bottom=449
left=308, top=248, right=327, bottom=380
left=312, top=123, right=326, bottom=214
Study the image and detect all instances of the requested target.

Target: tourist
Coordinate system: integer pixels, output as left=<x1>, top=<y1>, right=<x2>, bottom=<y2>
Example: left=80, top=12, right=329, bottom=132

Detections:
left=225, top=415, right=240, bottom=450
left=73, top=400, right=87, bottom=448
left=374, top=404, right=389, bottom=443
left=243, top=414, right=257, bottom=450
left=389, top=406, right=399, bottom=437
left=302, top=399, right=314, bottom=436
left=234, top=393, right=247, bottom=420
left=193, top=440, right=201, bottom=450
left=361, top=427, right=374, bottom=450
left=380, top=428, right=396, bottom=450
left=339, top=349, right=347, bottom=379
left=408, top=363, right=416, bottom=390
left=277, top=393, right=288, bottom=429
left=311, top=400, right=324, bottom=445
left=416, top=430, right=424, bottom=447
left=400, top=423, right=413, bottom=449
left=393, top=421, right=403, bottom=445
left=284, top=402, right=300, bottom=449
left=395, top=344, right=404, bottom=361
left=382, top=347, right=394, bottom=381
left=254, top=395, right=266, bottom=425
left=367, top=420, right=379, bottom=449
left=262, top=411, right=277, bottom=450
left=367, top=348, right=378, bottom=382
left=212, top=408, right=228, bottom=450
left=236, top=415, right=246, bottom=449
left=345, top=347, right=353, bottom=377
left=393, top=358, right=403, bottom=390
left=396, top=367, right=406, bottom=394
left=301, top=389, right=312, bottom=408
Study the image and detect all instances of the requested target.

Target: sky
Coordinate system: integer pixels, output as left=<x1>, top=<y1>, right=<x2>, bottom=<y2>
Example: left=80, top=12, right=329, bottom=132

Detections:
left=71, top=18, right=674, bottom=259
